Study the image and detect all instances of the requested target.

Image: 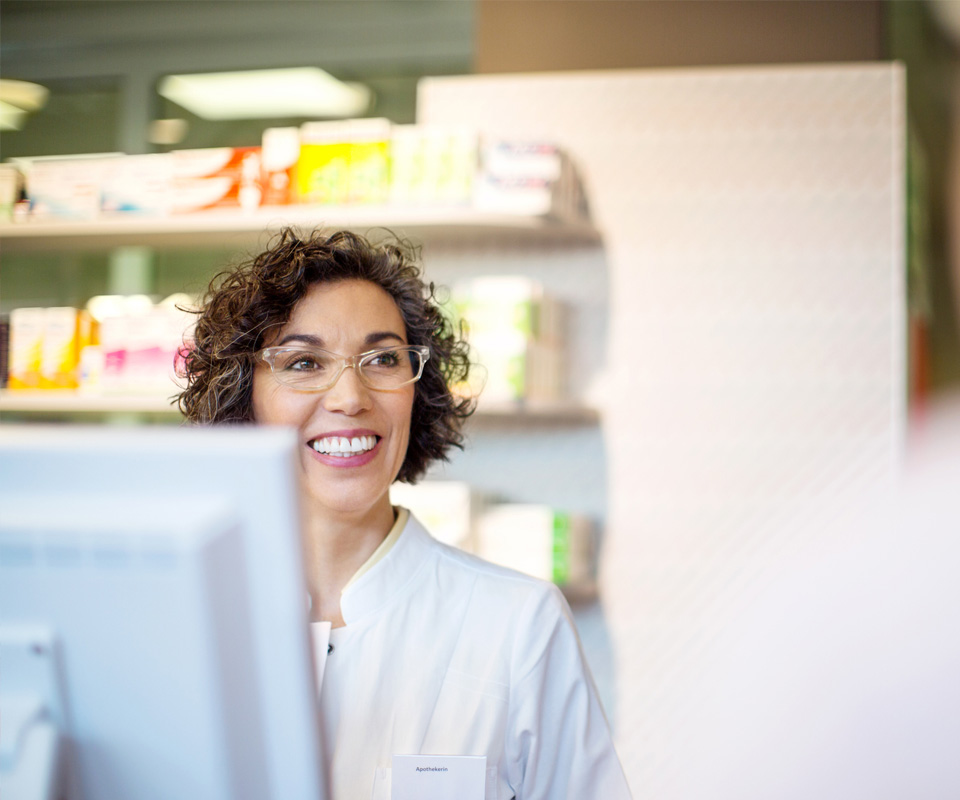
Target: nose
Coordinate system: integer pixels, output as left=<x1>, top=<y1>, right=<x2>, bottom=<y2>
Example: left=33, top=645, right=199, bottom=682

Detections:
left=320, top=361, right=372, bottom=415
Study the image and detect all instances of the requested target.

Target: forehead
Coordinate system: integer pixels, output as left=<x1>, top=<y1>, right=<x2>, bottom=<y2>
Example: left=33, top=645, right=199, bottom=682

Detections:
left=283, top=279, right=406, bottom=336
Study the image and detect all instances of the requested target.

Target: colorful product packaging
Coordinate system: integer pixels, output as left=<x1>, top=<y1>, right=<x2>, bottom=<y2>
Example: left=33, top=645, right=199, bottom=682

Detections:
left=474, top=140, right=586, bottom=221
left=346, top=118, right=391, bottom=204
left=172, top=147, right=263, bottom=213
left=388, top=124, right=427, bottom=206
left=100, top=153, right=173, bottom=216
left=6, top=307, right=93, bottom=390
left=39, top=307, right=92, bottom=390
left=389, top=125, right=477, bottom=206
left=452, top=276, right=565, bottom=406
left=297, top=119, right=392, bottom=205
left=22, top=155, right=120, bottom=221
left=89, top=294, right=194, bottom=395
left=477, top=504, right=596, bottom=590
left=422, top=126, right=477, bottom=206
left=296, top=121, right=353, bottom=205
left=97, top=310, right=129, bottom=394
left=7, top=307, right=45, bottom=389
left=261, top=127, right=301, bottom=205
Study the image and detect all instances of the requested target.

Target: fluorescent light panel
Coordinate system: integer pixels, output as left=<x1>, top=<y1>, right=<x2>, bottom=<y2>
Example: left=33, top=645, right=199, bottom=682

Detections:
left=0, top=100, right=28, bottom=131
left=158, top=67, right=371, bottom=120
left=0, top=79, right=50, bottom=130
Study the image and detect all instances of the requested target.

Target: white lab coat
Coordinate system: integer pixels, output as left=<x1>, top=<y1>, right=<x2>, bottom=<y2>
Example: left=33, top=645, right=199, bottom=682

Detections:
left=317, top=512, right=632, bottom=800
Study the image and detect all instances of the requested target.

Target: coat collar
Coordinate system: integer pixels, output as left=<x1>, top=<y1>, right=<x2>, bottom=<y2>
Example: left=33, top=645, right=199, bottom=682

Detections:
left=339, top=510, right=434, bottom=625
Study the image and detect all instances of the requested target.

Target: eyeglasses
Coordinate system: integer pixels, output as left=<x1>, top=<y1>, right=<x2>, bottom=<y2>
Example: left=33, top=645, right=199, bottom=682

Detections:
left=257, top=344, right=430, bottom=393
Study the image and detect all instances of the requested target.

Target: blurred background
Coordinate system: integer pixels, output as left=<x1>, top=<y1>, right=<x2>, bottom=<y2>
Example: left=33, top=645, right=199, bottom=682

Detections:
left=2, top=1, right=958, bottom=388
left=2, top=2, right=959, bottom=798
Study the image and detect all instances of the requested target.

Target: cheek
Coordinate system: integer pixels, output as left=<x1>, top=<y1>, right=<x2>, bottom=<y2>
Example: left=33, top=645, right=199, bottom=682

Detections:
left=251, top=372, right=296, bottom=425
left=393, top=391, right=416, bottom=449
left=401, top=388, right=416, bottom=431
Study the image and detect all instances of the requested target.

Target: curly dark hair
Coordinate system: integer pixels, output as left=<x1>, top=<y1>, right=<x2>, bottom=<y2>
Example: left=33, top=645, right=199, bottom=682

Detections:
left=178, top=228, right=474, bottom=483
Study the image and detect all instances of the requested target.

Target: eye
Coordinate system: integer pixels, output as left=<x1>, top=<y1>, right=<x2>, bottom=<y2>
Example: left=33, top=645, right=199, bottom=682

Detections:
left=279, top=351, right=328, bottom=372
left=367, top=350, right=402, bottom=368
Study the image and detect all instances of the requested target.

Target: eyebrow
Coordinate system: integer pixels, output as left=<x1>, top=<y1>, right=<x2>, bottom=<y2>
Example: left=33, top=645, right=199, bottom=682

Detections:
left=274, top=331, right=407, bottom=348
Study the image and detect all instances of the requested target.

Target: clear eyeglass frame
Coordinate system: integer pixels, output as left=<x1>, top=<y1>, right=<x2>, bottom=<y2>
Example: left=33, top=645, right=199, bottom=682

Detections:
left=257, top=344, right=430, bottom=393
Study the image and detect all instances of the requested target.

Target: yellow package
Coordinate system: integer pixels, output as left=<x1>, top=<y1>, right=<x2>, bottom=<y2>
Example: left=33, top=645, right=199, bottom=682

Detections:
left=7, top=307, right=45, bottom=389
left=347, top=119, right=391, bottom=204
left=40, top=307, right=82, bottom=390
left=297, top=121, right=351, bottom=205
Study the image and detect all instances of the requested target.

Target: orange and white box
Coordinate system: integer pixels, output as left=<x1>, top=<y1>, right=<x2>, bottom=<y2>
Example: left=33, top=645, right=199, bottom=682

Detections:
left=261, top=127, right=300, bottom=205
left=172, top=147, right=263, bottom=213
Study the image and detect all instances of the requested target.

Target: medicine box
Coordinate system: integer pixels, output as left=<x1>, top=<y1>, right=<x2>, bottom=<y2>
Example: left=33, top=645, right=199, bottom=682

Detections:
left=100, top=154, right=173, bottom=216
left=261, top=127, right=301, bottom=206
left=477, top=504, right=596, bottom=589
left=7, top=307, right=46, bottom=389
left=297, top=121, right=353, bottom=205
left=22, top=156, right=119, bottom=220
left=172, top=147, right=263, bottom=213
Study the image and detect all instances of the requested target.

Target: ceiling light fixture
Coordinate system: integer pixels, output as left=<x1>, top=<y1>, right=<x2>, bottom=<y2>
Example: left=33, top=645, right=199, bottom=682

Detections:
left=157, top=67, right=371, bottom=121
left=0, top=79, right=50, bottom=131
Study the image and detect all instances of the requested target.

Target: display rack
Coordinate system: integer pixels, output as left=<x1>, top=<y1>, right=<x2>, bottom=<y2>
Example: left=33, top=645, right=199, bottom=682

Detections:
left=1, top=206, right=603, bottom=423
left=0, top=206, right=601, bottom=253
left=0, top=390, right=600, bottom=424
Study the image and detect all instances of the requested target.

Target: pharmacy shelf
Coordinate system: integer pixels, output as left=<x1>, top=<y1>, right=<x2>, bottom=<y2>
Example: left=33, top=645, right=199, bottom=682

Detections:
left=469, top=401, right=600, bottom=425
left=0, top=390, right=182, bottom=416
left=0, top=390, right=599, bottom=424
left=0, top=206, right=601, bottom=253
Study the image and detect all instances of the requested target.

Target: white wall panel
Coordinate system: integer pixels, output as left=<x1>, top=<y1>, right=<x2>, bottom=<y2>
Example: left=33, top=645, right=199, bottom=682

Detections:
left=420, top=65, right=905, bottom=797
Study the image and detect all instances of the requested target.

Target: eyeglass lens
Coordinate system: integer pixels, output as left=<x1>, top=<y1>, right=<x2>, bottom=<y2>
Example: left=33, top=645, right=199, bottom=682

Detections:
left=269, top=347, right=424, bottom=390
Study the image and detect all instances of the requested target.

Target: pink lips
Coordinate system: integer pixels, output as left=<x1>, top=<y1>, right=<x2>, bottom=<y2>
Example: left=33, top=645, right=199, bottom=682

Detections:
left=307, top=429, right=381, bottom=469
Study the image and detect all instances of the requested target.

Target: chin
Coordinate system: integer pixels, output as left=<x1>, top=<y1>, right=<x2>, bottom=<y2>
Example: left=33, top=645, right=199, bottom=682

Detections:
left=306, top=482, right=392, bottom=518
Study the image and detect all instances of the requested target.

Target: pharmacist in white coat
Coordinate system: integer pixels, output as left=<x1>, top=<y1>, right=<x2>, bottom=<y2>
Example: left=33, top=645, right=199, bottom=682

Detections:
left=179, top=228, right=632, bottom=800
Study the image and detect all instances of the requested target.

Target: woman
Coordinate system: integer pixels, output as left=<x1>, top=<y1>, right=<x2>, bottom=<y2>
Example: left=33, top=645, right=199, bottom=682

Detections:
left=179, top=228, right=631, bottom=799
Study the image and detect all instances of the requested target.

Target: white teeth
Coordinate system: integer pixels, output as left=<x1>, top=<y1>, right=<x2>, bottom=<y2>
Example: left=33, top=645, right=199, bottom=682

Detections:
left=311, top=435, right=377, bottom=456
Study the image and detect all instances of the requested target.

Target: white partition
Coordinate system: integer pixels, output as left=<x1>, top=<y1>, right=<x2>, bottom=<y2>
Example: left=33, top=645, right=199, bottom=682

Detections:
left=420, top=65, right=905, bottom=797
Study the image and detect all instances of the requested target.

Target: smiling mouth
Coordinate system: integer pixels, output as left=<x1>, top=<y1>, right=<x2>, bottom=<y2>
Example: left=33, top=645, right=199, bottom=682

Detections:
left=310, top=434, right=380, bottom=457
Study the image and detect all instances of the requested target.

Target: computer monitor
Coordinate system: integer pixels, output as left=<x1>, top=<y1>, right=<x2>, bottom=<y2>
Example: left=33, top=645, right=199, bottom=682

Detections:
left=0, top=425, right=328, bottom=800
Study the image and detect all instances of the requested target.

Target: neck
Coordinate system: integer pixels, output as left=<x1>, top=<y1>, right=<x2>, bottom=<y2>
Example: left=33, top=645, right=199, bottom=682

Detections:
left=301, top=498, right=395, bottom=628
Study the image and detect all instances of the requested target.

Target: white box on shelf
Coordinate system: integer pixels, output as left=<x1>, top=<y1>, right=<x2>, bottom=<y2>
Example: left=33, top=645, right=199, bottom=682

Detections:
left=482, top=141, right=565, bottom=182
left=0, top=164, right=23, bottom=221
left=476, top=504, right=596, bottom=590
left=261, top=127, right=301, bottom=206
left=389, top=124, right=427, bottom=206
left=422, top=126, right=477, bottom=206
left=20, top=155, right=120, bottom=221
left=453, top=276, right=566, bottom=406
left=100, top=153, right=173, bottom=217
left=390, top=481, right=485, bottom=552
left=475, top=140, right=585, bottom=221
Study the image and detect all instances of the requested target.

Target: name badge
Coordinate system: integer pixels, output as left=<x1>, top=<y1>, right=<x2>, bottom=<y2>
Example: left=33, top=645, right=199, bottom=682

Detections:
left=391, top=754, right=486, bottom=800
